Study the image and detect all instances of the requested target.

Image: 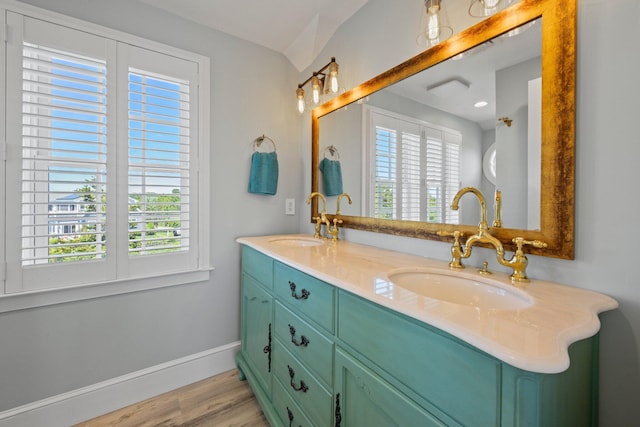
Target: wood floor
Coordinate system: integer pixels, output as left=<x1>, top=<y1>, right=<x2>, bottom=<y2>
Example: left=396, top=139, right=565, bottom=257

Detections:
left=74, top=369, right=269, bottom=427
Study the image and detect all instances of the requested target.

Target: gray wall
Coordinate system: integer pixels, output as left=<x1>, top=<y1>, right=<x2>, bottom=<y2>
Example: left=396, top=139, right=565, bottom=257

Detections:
left=301, top=0, right=640, bottom=424
left=0, top=0, right=302, bottom=412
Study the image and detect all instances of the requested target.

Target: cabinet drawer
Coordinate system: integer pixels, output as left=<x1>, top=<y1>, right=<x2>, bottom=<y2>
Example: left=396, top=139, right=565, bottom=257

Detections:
left=273, top=377, right=315, bottom=427
left=273, top=338, right=332, bottom=427
left=242, top=246, right=274, bottom=289
left=275, top=301, right=333, bottom=387
left=274, top=262, right=335, bottom=332
left=338, top=290, right=501, bottom=427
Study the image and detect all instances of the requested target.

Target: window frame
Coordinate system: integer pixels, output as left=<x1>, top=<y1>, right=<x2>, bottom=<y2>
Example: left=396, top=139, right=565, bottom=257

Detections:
left=0, top=1, right=211, bottom=313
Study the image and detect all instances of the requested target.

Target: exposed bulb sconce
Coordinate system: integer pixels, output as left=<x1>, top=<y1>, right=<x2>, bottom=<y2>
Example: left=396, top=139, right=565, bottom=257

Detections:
left=296, top=57, right=340, bottom=114
left=468, top=0, right=511, bottom=17
left=417, top=0, right=453, bottom=48
left=498, top=116, right=513, bottom=127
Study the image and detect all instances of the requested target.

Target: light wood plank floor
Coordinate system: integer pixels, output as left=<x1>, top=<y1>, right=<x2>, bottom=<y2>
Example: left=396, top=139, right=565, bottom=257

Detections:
left=74, top=369, right=269, bottom=427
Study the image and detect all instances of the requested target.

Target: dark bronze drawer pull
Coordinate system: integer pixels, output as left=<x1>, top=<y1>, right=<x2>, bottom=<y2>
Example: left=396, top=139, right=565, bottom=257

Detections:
left=288, top=324, right=310, bottom=347
left=288, top=365, right=309, bottom=393
left=287, top=407, right=302, bottom=427
left=289, top=281, right=310, bottom=300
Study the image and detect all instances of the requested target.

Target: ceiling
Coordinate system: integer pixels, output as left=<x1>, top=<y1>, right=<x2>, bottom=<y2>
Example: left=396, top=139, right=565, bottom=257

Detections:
left=138, top=0, right=369, bottom=71
left=137, top=0, right=535, bottom=128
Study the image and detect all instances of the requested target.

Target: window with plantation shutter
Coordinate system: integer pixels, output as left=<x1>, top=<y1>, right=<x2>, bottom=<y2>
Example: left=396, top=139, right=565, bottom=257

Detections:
left=3, top=11, right=209, bottom=296
left=127, top=69, right=190, bottom=257
left=20, top=42, right=108, bottom=266
left=365, top=107, right=461, bottom=223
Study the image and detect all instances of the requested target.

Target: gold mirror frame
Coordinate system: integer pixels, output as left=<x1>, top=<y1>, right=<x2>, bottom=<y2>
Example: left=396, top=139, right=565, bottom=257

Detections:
left=311, top=0, right=575, bottom=259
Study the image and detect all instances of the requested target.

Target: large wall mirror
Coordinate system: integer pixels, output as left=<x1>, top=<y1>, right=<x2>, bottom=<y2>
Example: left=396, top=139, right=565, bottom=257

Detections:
left=311, top=0, right=575, bottom=259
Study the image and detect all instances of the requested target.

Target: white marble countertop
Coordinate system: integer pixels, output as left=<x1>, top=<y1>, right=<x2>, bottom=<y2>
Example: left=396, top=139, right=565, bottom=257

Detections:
left=237, top=234, right=618, bottom=374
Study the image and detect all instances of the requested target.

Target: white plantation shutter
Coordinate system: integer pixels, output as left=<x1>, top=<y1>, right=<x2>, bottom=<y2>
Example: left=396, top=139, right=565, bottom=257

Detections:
left=444, top=134, right=461, bottom=224
left=118, top=45, right=199, bottom=278
left=425, top=129, right=461, bottom=224
left=400, top=130, right=422, bottom=221
left=21, top=43, right=108, bottom=265
left=127, top=69, right=190, bottom=256
left=5, top=14, right=116, bottom=292
left=374, top=126, right=396, bottom=219
left=4, top=13, right=205, bottom=293
left=368, top=108, right=461, bottom=223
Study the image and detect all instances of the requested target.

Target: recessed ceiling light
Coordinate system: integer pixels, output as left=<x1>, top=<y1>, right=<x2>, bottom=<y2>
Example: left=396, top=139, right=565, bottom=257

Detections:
left=474, top=100, right=488, bottom=108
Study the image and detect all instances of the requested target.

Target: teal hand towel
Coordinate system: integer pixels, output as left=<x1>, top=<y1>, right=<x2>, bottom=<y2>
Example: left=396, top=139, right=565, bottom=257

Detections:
left=319, top=157, right=343, bottom=197
left=248, top=151, right=278, bottom=195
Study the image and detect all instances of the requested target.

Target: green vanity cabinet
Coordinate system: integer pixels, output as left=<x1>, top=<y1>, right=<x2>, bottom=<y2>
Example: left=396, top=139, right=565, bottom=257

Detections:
left=237, top=246, right=601, bottom=427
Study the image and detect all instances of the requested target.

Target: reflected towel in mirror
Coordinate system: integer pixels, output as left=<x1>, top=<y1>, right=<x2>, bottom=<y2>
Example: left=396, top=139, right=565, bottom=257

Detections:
left=248, top=151, right=278, bottom=195
left=319, top=157, right=343, bottom=196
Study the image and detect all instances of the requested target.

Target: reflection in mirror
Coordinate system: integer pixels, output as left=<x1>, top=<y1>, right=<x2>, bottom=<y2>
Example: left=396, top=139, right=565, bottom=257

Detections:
left=312, top=0, right=576, bottom=259
left=318, top=19, right=541, bottom=230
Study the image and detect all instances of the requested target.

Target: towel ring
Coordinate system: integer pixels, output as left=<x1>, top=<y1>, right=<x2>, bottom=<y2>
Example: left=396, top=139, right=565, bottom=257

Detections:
left=253, top=135, right=276, bottom=153
left=323, top=145, right=340, bottom=160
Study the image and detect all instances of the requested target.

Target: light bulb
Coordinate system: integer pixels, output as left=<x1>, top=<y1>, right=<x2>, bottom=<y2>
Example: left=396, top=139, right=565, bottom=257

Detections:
left=311, top=75, right=322, bottom=105
left=328, top=59, right=339, bottom=94
left=296, top=87, right=305, bottom=114
left=427, top=5, right=441, bottom=41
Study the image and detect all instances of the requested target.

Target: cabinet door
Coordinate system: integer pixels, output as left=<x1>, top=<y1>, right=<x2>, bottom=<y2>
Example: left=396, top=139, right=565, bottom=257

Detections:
left=242, top=273, right=273, bottom=393
left=334, top=348, right=446, bottom=427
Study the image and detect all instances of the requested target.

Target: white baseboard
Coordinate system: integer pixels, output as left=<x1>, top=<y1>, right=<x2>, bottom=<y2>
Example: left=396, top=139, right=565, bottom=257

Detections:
left=0, top=341, right=241, bottom=427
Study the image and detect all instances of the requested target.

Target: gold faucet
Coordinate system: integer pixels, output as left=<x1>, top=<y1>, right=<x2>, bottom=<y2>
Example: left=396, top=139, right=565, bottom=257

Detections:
left=336, top=192, right=352, bottom=215
left=450, top=187, right=503, bottom=257
left=448, top=187, right=546, bottom=283
left=328, top=193, right=352, bottom=241
left=306, top=192, right=330, bottom=238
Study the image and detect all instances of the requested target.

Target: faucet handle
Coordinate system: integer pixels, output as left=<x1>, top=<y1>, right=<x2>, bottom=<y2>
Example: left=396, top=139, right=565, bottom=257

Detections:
left=437, top=230, right=464, bottom=239
left=512, top=237, right=548, bottom=253
left=438, top=230, right=465, bottom=270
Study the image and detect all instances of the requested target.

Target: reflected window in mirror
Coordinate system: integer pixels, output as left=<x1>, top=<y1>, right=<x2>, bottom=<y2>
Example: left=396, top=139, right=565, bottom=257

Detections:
left=364, top=106, right=461, bottom=223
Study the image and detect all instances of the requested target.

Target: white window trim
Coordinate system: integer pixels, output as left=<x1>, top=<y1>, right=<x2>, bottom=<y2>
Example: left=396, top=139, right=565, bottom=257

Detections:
left=0, top=0, right=211, bottom=313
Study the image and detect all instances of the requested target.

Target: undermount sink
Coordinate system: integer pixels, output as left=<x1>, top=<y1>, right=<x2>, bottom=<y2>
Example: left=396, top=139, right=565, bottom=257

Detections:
left=384, top=267, right=533, bottom=310
left=268, top=236, right=325, bottom=247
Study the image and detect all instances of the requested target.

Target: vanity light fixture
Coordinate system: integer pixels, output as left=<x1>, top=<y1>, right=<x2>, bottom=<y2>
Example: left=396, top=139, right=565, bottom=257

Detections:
left=296, top=57, right=340, bottom=114
left=417, top=0, right=453, bottom=48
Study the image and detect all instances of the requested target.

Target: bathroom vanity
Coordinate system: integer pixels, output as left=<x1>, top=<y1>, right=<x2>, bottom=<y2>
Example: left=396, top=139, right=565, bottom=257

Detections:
left=236, top=235, right=617, bottom=427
